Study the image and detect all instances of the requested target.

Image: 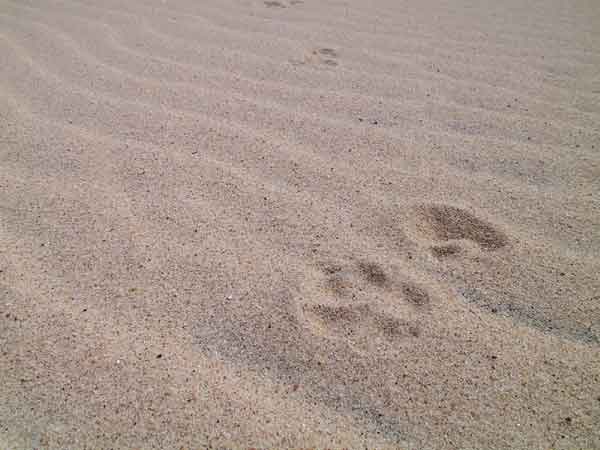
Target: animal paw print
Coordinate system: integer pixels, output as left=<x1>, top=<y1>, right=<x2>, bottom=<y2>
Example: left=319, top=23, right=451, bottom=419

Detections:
left=290, top=47, right=340, bottom=68
left=412, top=204, right=508, bottom=257
left=296, top=258, right=433, bottom=353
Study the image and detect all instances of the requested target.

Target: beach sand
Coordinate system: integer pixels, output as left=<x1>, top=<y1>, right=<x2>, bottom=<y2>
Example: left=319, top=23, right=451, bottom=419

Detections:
left=1, top=0, right=599, bottom=448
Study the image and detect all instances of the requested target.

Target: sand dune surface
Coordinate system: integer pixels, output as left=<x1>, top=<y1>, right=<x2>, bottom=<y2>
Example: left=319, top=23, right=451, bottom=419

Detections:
left=1, top=0, right=599, bottom=448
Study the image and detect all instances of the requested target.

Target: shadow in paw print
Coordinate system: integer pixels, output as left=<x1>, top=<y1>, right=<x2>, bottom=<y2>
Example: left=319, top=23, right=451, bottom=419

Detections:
left=417, top=204, right=507, bottom=250
left=401, top=282, right=431, bottom=307
left=318, top=48, right=338, bottom=58
left=357, top=261, right=387, bottom=287
left=431, top=243, right=462, bottom=258
left=318, top=263, right=352, bottom=297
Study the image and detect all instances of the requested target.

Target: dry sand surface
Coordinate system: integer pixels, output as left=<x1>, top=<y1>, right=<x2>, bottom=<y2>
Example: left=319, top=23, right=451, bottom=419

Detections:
left=1, top=0, right=600, bottom=448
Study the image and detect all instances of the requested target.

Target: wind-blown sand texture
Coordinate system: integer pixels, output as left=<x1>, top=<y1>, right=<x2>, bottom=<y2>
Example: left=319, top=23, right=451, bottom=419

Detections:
left=1, top=0, right=599, bottom=448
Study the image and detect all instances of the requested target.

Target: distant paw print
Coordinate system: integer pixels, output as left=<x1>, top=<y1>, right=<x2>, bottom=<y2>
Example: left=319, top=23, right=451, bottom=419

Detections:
left=290, top=47, right=340, bottom=68
left=264, top=0, right=303, bottom=8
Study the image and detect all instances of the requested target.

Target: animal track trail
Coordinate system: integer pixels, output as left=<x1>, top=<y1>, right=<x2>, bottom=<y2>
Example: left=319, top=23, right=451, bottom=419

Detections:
left=413, top=204, right=508, bottom=256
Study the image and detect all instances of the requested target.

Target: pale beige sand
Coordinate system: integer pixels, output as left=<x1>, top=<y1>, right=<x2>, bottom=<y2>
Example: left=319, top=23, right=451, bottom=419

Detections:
left=1, top=0, right=599, bottom=448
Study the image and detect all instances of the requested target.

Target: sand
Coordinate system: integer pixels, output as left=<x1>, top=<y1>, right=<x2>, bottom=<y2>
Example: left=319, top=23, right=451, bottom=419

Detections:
left=1, top=0, right=599, bottom=448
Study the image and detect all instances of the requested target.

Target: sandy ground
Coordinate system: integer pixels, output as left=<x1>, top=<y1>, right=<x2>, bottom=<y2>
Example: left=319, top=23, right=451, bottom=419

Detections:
left=1, top=0, right=599, bottom=448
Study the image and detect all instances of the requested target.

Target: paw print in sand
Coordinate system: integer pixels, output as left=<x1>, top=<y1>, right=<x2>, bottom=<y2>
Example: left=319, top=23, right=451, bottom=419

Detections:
left=290, top=47, right=340, bottom=68
left=411, top=204, right=508, bottom=258
left=297, top=258, right=433, bottom=354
